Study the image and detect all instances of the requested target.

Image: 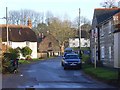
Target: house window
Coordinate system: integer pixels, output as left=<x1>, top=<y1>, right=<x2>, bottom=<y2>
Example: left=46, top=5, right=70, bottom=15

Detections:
left=48, top=42, right=52, bottom=47
left=101, top=26, right=104, bottom=37
left=92, top=29, right=94, bottom=38
left=101, top=46, right=105, bottom=59
left=94, top=28, right=98, bottom=38
left=92, top=48, right=94, bottom=58
left=26, top=41, right=30, bottom=46
left=108, top=21, right=112, bottom=34
left=109, top=46, right=112, bottom=60
left=72, top=38, right=75, bottom=41
left=8, top=41, right=12, bottom=46
left=72, top=42, right=75, bottom=46
left=113, top=15, right=119, bottom=25
left=83, top=42, right=88, bottom=47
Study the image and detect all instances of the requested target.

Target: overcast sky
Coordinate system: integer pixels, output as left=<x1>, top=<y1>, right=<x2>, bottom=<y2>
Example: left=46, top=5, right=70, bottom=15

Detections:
left=0, top=0, right=120, bottom=24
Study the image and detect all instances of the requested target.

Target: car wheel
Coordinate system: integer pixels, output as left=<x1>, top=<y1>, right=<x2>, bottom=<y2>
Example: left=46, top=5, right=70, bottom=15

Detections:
left=79, top=65, right=82, bottom=69
left=61, top=62, right=64, bottom=66
left=64, top=67, right=67, bottom=70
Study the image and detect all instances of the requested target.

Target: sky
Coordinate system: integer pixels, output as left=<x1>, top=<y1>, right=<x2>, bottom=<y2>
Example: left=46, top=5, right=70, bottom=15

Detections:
left=0, top=0, right=120, bottom=24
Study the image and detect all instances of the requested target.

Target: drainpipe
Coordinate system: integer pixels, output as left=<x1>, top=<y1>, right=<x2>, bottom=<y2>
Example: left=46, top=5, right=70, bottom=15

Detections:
left=94, top=34, right=97, bottom=68
left=97, top=27, right=101, bottom=66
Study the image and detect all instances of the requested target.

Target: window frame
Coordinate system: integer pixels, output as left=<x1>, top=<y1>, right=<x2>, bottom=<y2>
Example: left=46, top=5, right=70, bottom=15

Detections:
left=26, top=41, right=30, bottom=46
left=108, top=21, right=112, bottom=34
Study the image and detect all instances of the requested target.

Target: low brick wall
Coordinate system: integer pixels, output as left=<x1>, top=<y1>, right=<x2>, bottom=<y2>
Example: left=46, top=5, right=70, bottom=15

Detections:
left=37, top=53, right=48, bottom=58
left=37, top=51, right=60, bottom=58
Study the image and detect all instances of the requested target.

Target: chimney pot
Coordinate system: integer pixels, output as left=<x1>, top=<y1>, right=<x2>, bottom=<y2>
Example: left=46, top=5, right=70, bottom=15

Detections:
left=27, top=18, right=32, bottom=29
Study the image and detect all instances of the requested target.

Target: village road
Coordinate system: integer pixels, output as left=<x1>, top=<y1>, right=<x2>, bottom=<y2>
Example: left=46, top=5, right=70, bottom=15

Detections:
left=2, top=57, right=118, bottom=90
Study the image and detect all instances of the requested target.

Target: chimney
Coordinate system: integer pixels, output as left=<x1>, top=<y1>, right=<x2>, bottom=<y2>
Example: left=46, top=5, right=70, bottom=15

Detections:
left=27, top=18, right=32, bottom=29
left=41, top=33, right=44, bottom=39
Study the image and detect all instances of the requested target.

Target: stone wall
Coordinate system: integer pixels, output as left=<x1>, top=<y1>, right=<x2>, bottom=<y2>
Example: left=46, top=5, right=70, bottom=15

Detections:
left=100, top=21, right=114, bottom=67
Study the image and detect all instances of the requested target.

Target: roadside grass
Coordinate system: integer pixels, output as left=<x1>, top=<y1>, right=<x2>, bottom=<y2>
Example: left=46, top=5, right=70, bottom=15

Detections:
left=18, top=57, right=55, bottom=64
left=30, top=58, right=44, bottom=61
left=82, top=64, right=118, bottom=81
left=18, top=58, right=42, bottom=64
left=18, top=59, right=30, bottom=64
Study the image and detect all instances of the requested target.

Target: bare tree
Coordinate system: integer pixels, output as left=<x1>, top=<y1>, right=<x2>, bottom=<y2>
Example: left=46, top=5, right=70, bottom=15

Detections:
left=100, top=0, right=118, bottom=8
left=72, top=16, right=91, bottom=39
left=8, top=10, right=20, bottom=24
left=8, top=9, right=43, bottom=27
left=45, top=11, right=54, bottom=25
left=81, top=24, right=91, bottom=39
left=72, top=16, right=91, bottom=29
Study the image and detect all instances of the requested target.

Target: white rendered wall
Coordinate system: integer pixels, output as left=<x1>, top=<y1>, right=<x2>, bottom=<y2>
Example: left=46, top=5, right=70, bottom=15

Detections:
left=3, top=42, right=37, bottom=59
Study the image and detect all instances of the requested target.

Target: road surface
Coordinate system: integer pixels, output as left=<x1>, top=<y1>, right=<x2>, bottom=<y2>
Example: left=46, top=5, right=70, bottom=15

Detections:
left=2, top=57, right=118, bottom=90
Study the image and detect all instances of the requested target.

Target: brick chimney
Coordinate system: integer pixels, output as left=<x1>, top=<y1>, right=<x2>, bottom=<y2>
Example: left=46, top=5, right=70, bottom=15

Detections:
left=27, top=18, right=32, bottom=29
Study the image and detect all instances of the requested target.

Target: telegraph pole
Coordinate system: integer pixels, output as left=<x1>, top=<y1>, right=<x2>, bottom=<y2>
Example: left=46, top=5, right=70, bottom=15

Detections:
left=78, top=8, right=81, bottom=56
left=6, top=7, right=9, bottom=52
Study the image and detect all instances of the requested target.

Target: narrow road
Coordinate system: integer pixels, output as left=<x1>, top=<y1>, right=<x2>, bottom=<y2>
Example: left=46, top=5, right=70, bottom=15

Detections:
left=2, top=57, right=117, bottom=90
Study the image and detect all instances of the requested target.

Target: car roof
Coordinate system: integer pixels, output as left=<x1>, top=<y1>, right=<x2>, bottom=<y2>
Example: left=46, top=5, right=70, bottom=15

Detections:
left=65, top=53, right=78, bottom=56
left=64, top=52, right=75, bottom=54
left=64, top=47, right=73, bottom=51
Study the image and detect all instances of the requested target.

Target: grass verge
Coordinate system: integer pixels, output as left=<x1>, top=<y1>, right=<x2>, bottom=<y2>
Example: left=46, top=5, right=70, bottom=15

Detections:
left=18, top=58, right=50, bottom=64
left=82, top=64, right=119, bottom=86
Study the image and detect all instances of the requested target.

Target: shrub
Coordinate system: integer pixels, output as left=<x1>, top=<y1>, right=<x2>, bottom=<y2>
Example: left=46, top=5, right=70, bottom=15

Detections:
left=3, top=47, right=20, bottom=60
left=2, top=47, right=20, bottom=74
left=21, top=46, right=32, bottom=58
left=82, top=54, right=90, bottom=63
left=25, top=55, right=32, bottom=60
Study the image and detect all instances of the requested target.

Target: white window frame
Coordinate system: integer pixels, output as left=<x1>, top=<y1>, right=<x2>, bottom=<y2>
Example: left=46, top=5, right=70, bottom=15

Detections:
left=26, top=41, right=30, bottom=46
left=108, top=21, right=112, bottom=34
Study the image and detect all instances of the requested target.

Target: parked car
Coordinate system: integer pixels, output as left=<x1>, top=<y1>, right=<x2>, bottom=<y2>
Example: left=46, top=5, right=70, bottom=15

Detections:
left=63, top=51, right=75, bottom=58
left=64, top=47, right=73, bottom=53
left=61, top=53, right=82, bottom=69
